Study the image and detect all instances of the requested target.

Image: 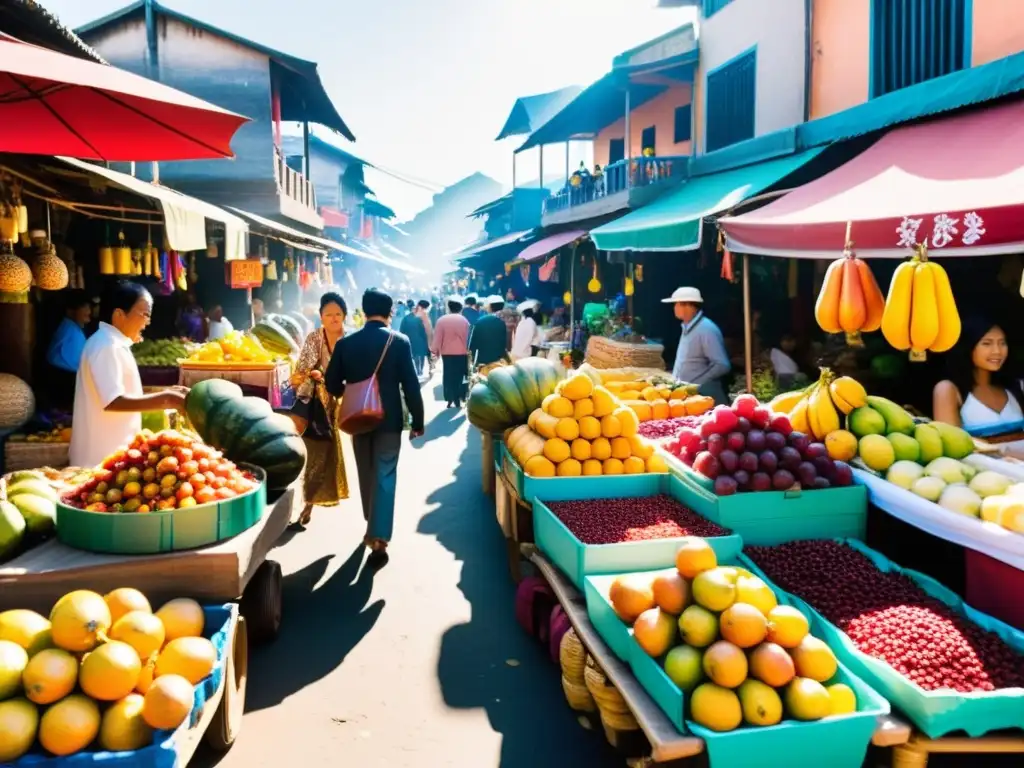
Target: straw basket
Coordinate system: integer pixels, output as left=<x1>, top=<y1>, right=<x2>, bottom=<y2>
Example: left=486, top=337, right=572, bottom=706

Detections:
left=561, top=675, right=596, bottom=712
left=585, top=336, right=665, bottom=370
left=583, top=658, right=631, bottom=715
left=600, top=706, right=640, bottom=734
left=559, top=628, right=587, bottom=683
left=3, top=441, right=69, bottom=472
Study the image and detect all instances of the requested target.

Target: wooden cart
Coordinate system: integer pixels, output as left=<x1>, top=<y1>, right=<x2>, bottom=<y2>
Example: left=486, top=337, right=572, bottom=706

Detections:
left=0, top=483, right=298, bottom=645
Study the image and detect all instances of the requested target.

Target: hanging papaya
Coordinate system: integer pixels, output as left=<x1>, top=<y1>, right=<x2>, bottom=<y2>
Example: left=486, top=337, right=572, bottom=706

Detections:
left=854, top=258, right=886, bottom=332
left=909, top=260, right=939, bottom=356
left=881, top=259, right=915, bottom=351
left=814, top=258, right=843, bottom=334
left=838, top=258, right=866, bottom=334
left=929, top=261, right=961, bottom=353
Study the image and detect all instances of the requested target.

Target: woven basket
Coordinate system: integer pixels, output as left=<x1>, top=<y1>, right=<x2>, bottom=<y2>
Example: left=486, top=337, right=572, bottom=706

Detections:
left=600, top=706, right=640, bottom=733
left=3, top=441, right=69, bottom=472
left=561, top=675, right=596, bottom=712
left=559, top=629, right=587, bottom=683
left=583, top=658, right=631, bottom=715
left=585, top=336, right=665, bottom=371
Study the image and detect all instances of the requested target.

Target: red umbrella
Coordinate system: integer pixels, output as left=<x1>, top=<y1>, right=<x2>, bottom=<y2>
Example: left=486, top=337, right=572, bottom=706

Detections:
left=0, top=33, right=248, bottom=161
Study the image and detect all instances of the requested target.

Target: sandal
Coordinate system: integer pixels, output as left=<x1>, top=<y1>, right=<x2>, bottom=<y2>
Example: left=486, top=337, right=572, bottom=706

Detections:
left=298, top=506, right=313, bottom=526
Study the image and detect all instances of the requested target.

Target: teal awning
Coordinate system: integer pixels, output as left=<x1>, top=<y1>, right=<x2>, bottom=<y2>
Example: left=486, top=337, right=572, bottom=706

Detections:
left=589, top=149, right=824, bottom=252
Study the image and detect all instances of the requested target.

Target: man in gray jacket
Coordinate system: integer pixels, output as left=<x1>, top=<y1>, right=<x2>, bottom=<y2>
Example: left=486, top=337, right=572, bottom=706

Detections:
left=662, top=287, right=731, bottom=404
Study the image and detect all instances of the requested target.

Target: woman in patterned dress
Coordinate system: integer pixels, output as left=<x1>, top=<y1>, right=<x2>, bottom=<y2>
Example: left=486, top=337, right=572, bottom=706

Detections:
left=289, top=292, right=350, bottom=527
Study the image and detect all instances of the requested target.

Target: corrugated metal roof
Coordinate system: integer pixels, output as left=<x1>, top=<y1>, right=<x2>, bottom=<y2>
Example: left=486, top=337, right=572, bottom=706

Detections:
left=495, top=86, right=583, bottom=141
left=0, top=0, right=106, bottom=62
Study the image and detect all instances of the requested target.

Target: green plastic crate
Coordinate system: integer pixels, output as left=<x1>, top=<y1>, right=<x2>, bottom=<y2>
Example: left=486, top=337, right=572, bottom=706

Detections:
left=662, top=450, right=867, bottom=546
left=501, top=451, right=668, bottom=504
left=741, top=539, right=1024, bottom=739
left=533, top=474, right=743, bottom=590
left=56, top=467, right=267, bottom=555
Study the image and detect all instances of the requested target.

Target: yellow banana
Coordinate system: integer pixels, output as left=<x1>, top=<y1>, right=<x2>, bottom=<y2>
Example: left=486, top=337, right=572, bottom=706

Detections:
left=929, top=261, right=961, bottom=353
left=769, top=389, right=808, bottom=414
left=881, top=260, right=915, bottom=351
left=789, top=396, right=811, bottom=434
left=829, top=376, right=867, bottom=413
left=910, top=261, right=939, bottom=353
left=811, top=383, right=841, bottom=439
left=807, top=386, right=823, bottom=440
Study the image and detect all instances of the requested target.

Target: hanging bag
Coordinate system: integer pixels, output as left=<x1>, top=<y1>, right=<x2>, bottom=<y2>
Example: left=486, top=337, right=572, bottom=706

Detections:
left=337, top=332, right=395, bottom=435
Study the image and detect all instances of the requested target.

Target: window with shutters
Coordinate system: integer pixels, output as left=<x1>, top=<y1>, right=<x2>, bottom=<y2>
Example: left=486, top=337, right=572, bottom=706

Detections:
left=702, top=0, right=734, bottom=18
left=705, top=49, right=756, bottom=153
left=608, top=138, right=625, bottom=165
left=674, top=105, right=692, bottom=143
left=871, top=0, right=968, bottom=98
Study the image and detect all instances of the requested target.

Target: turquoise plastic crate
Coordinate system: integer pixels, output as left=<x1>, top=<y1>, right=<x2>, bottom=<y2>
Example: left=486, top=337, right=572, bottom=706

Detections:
left=585, top=568, right=676, bottom=662
left=501, top=451, right=668, bottom=503
left=662, top=450, right=867, bottom=546
left=534, top=474, right=743, bottom=590
left=56, top=467, right=267, bottom=555
left=740, top=539, right=1024, bottom=738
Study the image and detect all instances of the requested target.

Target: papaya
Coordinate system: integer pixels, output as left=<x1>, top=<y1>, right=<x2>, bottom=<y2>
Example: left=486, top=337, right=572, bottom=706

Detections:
left=838, top=258, right=866, bottom=334
left=881, top=260, right=915, bottom=351
left=909, top=261, right=939, bottom=353
left=855, top=258, right=885, bottom=332
left=814, top=258, right=844, bottom=334
left=533, top=412, right=560, bottom=440
left=928, top=261, right=960, bottom=353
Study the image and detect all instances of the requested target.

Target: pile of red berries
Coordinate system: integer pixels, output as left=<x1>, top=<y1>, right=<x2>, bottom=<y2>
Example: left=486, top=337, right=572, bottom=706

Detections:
left=745, top=540, right=1024, bottom=692
left=547, top=495, right=731, bottom=545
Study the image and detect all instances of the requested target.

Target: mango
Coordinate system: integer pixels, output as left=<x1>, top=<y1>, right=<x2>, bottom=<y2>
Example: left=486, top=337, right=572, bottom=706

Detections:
left=887, top=433, right=921, bottom=463
left=664, top=645, right=704, bottom=692
left=785, top=677, right=831, bottom=721
left=608, top=574, right=655, bottom=623
left=930, top=421, right=975, bottom=460
left=866, top=396, right=915, bottom=435
left=689, top=683, right=742, bottom=732
left=738, top=679, right=783, bottom=727
left=848, top=406, right=886, bottom=438
left=858, top=434, right=895, bottom=472
left=633, top=608, right=677, bottom=658
left=914, top=423, right=945, bottom=464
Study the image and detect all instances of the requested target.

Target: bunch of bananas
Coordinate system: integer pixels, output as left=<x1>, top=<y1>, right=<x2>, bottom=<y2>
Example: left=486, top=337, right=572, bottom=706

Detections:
left=881, top=245, right=960, bottom=361
left=768, top=369, right=868, bottom=441
left=815, top=253, right=886, bottom=342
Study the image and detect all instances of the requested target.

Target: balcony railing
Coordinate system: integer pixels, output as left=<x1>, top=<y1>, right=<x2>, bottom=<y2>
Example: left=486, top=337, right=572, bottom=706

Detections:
left=274, top=147, right=317, bottom=211
left=544, top=155, right=687, bottom=215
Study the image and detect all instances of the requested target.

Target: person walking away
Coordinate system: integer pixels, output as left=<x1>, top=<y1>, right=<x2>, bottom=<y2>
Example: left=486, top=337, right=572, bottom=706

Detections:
left=469, top=296, right=510, bottom=367
left=393, top=298, right=410, bottom=325
left=662, top=287, right=731, bottom=404
left=399, top=302, right=429, bottom=376
left=207, top=305, right=234, bottom=341
left=287, top=292, right=350, bottom=528
left=432, top=296, right=471, bottom=407
left=418, top=299, right=436, bottom=375
left=511, top=299, right=541, bottom=361
left=462, top=295, right=481, bottom=326
left=70, top=280, right=188, bottom=468
left=325, top=289, right=424, bottom=563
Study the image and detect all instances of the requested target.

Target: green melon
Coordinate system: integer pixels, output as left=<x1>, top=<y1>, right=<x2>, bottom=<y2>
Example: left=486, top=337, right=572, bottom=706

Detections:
left=185, top=379, right=244, bottom=436
left=485, top=367, right=527, bottom=420
left=216, top=397, right=275, bottom=456
left=466, top=382, right=514, bottom=432
left=245, top=434, right=307, bottom=490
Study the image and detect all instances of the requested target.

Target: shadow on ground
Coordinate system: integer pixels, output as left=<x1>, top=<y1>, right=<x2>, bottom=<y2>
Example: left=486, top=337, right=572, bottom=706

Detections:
left=418, top=428, right=620, bottom=768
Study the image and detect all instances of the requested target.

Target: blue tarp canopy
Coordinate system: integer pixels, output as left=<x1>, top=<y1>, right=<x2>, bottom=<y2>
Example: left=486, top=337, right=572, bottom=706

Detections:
left=496, top=86, right=584, bottom=140
left=363, top=197, right=396, bottom=220
left=589, top=149, right=824, bottom=252
left=516, top=51, right=697, bottom=152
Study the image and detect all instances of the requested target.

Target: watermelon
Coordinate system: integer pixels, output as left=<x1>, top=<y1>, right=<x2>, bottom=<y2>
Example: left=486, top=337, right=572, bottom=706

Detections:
left=268, top=313, right=303, bottom=346
left=185, top=380, right=243, bottom=435
left=466, top=382, right=514, bottom=432
left=216, top=396, right=274, bottom=455
left=246, top=434, right=307, bottom=490
left=251, top=320, right=299, bottom=357
left=485, top=367, right=527, bottom=420
left=465, top=358, right=563, bottom=432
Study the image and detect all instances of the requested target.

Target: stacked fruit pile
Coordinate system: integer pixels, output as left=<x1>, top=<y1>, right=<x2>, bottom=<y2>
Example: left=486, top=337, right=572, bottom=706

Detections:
left=0, top=588, right=218, bottom=761
left=64, top=429, right=259, bottom=513
left=466, top=358, right=561, bottom=434
left=746, top=541, right=1024, bottom=692
left=0, top=471, right=58, bottom=562
left=132, top=339, right=189, bottom=367
left=665, top=395, right=854, bottom=495
left=546, top=495, right=731, bottom=545
left=505, top=372, right=667, bottom=477
left=183, top=331, right=277, bottom=365
left=607, top=538, right=856, bottom=732
left=604, top=380, right=714, bottom=424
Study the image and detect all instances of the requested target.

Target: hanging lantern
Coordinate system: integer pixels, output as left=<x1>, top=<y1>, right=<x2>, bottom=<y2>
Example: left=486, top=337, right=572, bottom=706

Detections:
left=563, top=290, right=572, bottom=306
left=113, top=230, right=132, bottom=275
left=624, top=276, right=634, bottom=296
left=0, top=204, right=19, bottom=243
left=98, top=232, right=114, bottom=275
left=587, top=259, right=601, bottom=293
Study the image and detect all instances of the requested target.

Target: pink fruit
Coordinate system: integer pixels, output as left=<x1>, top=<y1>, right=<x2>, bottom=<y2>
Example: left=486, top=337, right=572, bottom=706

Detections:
left=714, top=475, right=739, bottom=496
left=719, top=449, right=739, bottom=473
left=789, top=431, right=811, bottom=454
left=707, top=434, right=726, bottom=457
left=764, top=431, right=786, bottom=452
left=769, top=413, right=793, bottom=436
left=700, top=420, right=718, bottom=439
left=746, top=429, right=767, bottom=452
left=738, top=451, right=759, bottom=474
left=750, top=472, right=772, bottom=492
left=726, top=432, right=746, bottom=452
left=832, top=461, right=854, bottom=487
left=712, top=406, right=739, bottom=434
left=751, top=406, right=772, bottom=429
left=678, top=428, right=701, bottom=451
left=778, top=446, right=802, bottom=471
left=804, top=442, right=828, bottom=460
left=758, top=451, right=779, bottom=474
left=733, top=469, right=751, bottom=489
left=772, top=469, right=796, bottom=491
left=693, top=452, right=721, bottom=479
left=732, top=394, right=759, bottom=419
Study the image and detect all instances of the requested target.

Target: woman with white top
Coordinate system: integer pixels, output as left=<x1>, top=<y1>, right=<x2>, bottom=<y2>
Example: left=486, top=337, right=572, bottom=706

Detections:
left=70, top=281, right=189, bottom=468
left=932, top=316, right=1024, bottom=431
left=510, top=299, right=541, bottom=361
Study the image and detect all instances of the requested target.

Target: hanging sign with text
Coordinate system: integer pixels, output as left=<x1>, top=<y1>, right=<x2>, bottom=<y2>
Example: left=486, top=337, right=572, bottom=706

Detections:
left=225, top=259, right=264, bottom=289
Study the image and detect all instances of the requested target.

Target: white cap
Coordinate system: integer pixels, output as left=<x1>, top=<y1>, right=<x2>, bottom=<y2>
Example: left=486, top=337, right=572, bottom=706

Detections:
left=486, top=295, right=504, bottom=306
left=446, top=294, right=465, bottom=304
left=518, top=299, right=540, bottom=313
left=661, top=286, right=704, bottom=304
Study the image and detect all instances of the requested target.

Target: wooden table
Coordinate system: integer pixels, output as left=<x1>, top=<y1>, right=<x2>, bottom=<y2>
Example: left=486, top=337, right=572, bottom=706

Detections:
left=525, top=546, right=913, bottom=764
left=0, top=484, right=297, bottom=642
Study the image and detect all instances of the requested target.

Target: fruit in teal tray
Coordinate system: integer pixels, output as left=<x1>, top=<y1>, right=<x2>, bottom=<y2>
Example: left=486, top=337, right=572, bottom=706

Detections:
left=702, top=640, right=748, bottom=688
left=738, top=678, right=783, bottom=726
left=887, top=433, right=920, bottom=463
left=633, top=607, right=677, bottom=657
left=969, top=470, right=1012, bottom=498
left=866, top=396, right=915, bottom=435
left=0, top=500, right=26, bottom=560
left=784, top=677, right=831, bottom=721
left=689, top=682, right=742, bottom=732
left=790, top=635, right=838, bottom=682
left=925, top=457, right=967, bottom=484
left=848, top=406, right=886, bottom=438
left=692, top=567, right=737, bottom=612
left=930, top=420, right=975, bottom=460
left=609, top=574, right=656, bottom=623
left=678, top=605, right=718, bottom=647
left=827, top=683, right=857, bottom=715
left=748, top=642, right=795, bottom=687
left=937, top=484, right=982, bottom=517
left=911, top=475, right=945, bottom=501
left=857, top=434, right=895, bottom=472
left=886, top=460, right=925, bottom=489
left=664, top=645, right=704, bottom=692
left=652, top=571, right=690, bottom=614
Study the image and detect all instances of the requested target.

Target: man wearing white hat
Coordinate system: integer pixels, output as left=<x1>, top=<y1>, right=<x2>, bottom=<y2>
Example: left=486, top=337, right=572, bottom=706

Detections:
left=662, top=287, right=731, bottom=404
left=510, top=299, right=541, bottom=361
left=469, top=295, right=510, bottom=367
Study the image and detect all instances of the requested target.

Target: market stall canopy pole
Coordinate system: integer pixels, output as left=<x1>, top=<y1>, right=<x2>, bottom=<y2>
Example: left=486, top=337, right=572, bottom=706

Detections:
left=719, top=100, right=1024, bottom=259
left=0, top=32, right=248, bottom=161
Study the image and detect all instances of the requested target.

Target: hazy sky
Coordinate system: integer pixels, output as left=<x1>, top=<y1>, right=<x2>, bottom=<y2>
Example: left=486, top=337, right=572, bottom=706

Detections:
left=45, top=0, right=692, bottom=220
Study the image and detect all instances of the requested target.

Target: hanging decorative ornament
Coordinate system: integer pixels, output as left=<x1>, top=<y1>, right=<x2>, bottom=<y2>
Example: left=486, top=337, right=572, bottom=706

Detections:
left=624, top=277, right=634, bottom=296
left=587, top=258, right=601, bottom=293
left=112, top=229, right=132, bottom=275
left=635, top=264, right=644, bottom=283
left=563, top=290, right=572, bottom=306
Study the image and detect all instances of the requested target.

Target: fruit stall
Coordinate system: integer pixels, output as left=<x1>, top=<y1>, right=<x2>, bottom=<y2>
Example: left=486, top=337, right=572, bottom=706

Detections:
left=467, top=356, right=1024, bottom=767
left=0, top=378, right=309, bottom=765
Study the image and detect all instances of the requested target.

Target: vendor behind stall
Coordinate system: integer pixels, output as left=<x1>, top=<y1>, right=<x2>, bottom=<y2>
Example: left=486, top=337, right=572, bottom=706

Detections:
left=70, top=281, right=189, bottom=469
left=46, top=290, right=91, bottom=374
left=511, top=299, right=541, bottom=361
left=662, top=287, right=731, bottom=404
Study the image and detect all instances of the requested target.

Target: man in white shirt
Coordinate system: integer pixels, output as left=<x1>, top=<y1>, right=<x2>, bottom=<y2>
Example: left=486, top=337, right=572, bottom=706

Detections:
left=662, top=286, right=731, bottom=404
left=70, top=281, right=189, bottom=468
left=510, top=299, right=541, bottom=360
left=207, top=305, right=234, bottom=341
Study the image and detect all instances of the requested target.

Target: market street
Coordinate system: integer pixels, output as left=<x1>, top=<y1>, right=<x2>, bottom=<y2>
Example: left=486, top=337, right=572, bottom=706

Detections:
left=192, top=383, right=622, bottom=768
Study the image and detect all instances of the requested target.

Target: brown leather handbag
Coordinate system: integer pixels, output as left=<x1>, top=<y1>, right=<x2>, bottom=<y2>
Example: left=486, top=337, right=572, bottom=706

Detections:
left=337, top=332, right=395, bottom=435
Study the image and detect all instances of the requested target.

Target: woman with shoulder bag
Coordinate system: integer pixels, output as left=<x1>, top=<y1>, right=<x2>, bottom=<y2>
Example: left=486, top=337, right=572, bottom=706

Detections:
left=287, top=292, right=350, bottom=528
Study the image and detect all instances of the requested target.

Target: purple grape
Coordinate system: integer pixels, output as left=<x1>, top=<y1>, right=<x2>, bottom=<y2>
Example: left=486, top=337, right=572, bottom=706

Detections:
left=746, top=429, right=767, bottom=452
left=726, top=432, right=746, bottom=452
left=758, top=450, right=779, bottom=474
left=804, top=442, right=828, bottom=460
left=714, top=475, right=739, bottom=496
left=733, top=469, right=751, bottom=490
left=706, top=433, right=726, bottom=457
left=811, top=476, right=832, bottom=489
left=719, top=449, right=739, bottom=474
left=738, top=451, right=759, bottom=474
left=735, top=417, right=752, bottom=434
left=772, top=469, right=796, bottom=491
left=779, top=446, right=802, bottom=471
left=764, top=431, right=787, bottom=452
left=789, top=431, right=811, bottom=454
left=750, top=471, right=772, bottom=492
left=832, top=460, right=854, bottom=487
left=796, top=461, right=818, bottom=487
left=813, top=456, right=836, bottom=480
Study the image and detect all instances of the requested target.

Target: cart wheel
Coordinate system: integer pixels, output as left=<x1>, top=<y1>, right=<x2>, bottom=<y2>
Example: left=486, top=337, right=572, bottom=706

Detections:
left=240, top=559, right=283, bottom=645
left=206, top=615, right=249, bottom=751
